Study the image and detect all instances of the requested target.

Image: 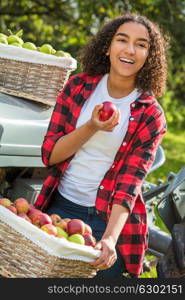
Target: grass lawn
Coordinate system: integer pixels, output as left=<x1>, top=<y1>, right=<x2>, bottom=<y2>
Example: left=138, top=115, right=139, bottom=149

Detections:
left=147, top=128, right=185, bottom=183
left=139, top=128, right=185, bottom=278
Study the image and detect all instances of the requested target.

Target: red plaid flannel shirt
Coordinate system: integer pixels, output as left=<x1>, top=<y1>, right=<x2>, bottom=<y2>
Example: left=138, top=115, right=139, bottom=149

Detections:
left=35, top=73, right=167, bottom=276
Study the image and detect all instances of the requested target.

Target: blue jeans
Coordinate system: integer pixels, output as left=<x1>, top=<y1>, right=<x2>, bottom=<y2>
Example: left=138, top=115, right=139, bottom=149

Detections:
left=45, top=190, right=126, bottom=279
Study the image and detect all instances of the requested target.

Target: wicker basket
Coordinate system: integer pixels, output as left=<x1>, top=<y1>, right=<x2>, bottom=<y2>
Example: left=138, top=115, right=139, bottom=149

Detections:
left=0, top=44, right=77, bottom=106
left=0, top=208, right=97, bottom=278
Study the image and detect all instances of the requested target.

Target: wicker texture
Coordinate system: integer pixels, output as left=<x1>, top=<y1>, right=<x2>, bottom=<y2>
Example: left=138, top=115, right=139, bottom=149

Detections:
left=0, top=220, right=97, bottom=278
left=0, top=58, right=73, bottom=106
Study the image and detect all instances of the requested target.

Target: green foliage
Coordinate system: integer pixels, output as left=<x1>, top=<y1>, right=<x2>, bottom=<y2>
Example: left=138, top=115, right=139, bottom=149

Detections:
left=159, top=91, right=185, bottom=130
left=0, top=0, right=184, bottom=128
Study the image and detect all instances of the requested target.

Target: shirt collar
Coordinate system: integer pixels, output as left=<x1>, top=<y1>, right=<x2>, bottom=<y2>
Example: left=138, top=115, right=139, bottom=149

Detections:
left=83, top=74, right=156, bottom=105
left=136, top=93, right=156, bottom=105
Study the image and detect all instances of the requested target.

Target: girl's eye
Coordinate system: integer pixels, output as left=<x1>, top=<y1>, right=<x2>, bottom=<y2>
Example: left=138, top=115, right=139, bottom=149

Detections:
left=117, top=39, right=127, bottom=42
left=137, top=43, right=146, bottom=48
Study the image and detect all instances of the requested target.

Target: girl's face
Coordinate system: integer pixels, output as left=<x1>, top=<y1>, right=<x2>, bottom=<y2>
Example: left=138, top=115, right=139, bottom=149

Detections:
left=107, top=21, right=150, bottom=81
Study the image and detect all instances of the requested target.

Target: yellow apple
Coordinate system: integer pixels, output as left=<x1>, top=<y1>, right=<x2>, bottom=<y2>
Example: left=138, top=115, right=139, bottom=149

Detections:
left=55, top=226, right=68, bottom=239
left=68, top=234, right=85, bottom=245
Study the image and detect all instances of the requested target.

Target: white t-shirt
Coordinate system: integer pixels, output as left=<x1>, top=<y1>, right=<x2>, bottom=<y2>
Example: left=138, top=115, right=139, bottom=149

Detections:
left=58, top=74, right=140, bottom=206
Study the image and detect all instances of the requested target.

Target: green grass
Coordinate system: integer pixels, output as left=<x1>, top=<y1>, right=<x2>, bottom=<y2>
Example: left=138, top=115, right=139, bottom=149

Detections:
left=146, top=129, right=185, bottom=184
left=140, top=128, right=185, bottom=278
left=139, top=266, right=157, bottom=278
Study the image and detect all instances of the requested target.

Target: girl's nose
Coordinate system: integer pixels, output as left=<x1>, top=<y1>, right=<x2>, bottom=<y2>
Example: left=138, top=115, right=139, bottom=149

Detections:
left=125, top=43, right=135, bottom=55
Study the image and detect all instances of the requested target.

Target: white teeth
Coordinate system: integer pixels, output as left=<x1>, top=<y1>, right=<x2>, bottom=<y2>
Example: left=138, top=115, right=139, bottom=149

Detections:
left=120, top=58, right=134, bottom=64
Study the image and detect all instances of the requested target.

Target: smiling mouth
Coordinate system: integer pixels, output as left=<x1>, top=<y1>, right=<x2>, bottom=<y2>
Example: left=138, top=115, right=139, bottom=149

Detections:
left=119, top=58, right=135, bottom=64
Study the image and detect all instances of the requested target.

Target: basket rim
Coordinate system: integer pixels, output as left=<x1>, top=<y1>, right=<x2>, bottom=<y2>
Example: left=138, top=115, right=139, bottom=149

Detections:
left=0, top=205, right=101, bottom=262
left=0, top=212, right=97, bottom=278
left=0, top=43, right=77, bottom=69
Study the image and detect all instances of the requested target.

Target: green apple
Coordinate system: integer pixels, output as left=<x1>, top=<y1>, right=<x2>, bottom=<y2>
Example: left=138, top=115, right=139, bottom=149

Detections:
left=7, top=35, right=24, bottom=46
left=63, top=52, right=71, bottom=57
left=0, top=33, right=7, bottom=39
left=23, top=42, right=37, bottom=51
left=68, top=234, right=85, bottom=245
left=10, top=42, right=22, bottom=47
left=39, top=44, right=56, bottom=55
left=55, top=226, right=68, bottom=239
left=0, top=36, right=8, bottom=44
left=55, top=50, right=66, bottom=57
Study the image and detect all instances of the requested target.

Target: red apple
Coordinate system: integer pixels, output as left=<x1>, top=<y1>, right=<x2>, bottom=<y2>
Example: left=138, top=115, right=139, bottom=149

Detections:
left=0, top=198, right=12, bottom=207
left=84, top=223, right=92, bottom=235
left=7, top=205, right=17, bottom=214
left=83, top=234, right=96, bottom=247
left=50, top=214, right=62, bottom=225
left=67, top=219, right=85, bottom=235
left=99, top=101, right=118, bottom=121
left=41, top=224, right=57, bottom=236
left=27, top=207, right=42, bottom=221
left=18, top=213, right=31, bottom=222
left=15, top=198, right=30, bottom=214
left=32, top=213, right=52, bottom=227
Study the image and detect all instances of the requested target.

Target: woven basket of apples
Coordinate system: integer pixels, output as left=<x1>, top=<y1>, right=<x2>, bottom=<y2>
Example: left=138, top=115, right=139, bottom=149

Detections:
left=0, top=197, right=100, bottom=278
left=0, top=30, right=77, bottom=106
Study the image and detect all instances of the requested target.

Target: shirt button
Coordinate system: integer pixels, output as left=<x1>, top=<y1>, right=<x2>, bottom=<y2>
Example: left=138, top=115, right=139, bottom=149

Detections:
left=130, top=117, right=134, bottom=121
left=100, top=185, right=104, bottom=190
left=112, top=164, right=115, bottom=168
left=132, top=103, right=135, bottom=107
left=122, top=142, right=127, bottom=146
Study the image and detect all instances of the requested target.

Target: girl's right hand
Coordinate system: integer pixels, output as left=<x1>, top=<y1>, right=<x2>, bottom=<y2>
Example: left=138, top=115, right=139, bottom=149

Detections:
left=87, top=104, right=120, bottom=132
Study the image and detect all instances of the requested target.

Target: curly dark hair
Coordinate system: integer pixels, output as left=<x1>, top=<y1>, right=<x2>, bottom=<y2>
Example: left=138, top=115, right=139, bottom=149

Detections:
left=78, top=13, right=169, bottom=97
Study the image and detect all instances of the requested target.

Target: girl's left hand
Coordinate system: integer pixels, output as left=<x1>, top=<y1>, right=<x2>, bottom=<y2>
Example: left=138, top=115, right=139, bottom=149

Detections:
left=90, top=237, right=117, bottom=270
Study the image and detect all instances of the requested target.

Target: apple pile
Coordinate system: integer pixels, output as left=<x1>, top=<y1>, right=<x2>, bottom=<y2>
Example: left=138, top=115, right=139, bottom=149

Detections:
left=0, top=29, right=71, bottom=57
left=0, top=197, right=96, bottom=247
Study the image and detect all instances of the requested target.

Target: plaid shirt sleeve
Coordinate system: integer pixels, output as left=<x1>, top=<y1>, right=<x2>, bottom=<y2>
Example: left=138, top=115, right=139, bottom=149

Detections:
left=41, top=75, right=75, bottom=167
left=113, top=104, right=167, bottom=212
